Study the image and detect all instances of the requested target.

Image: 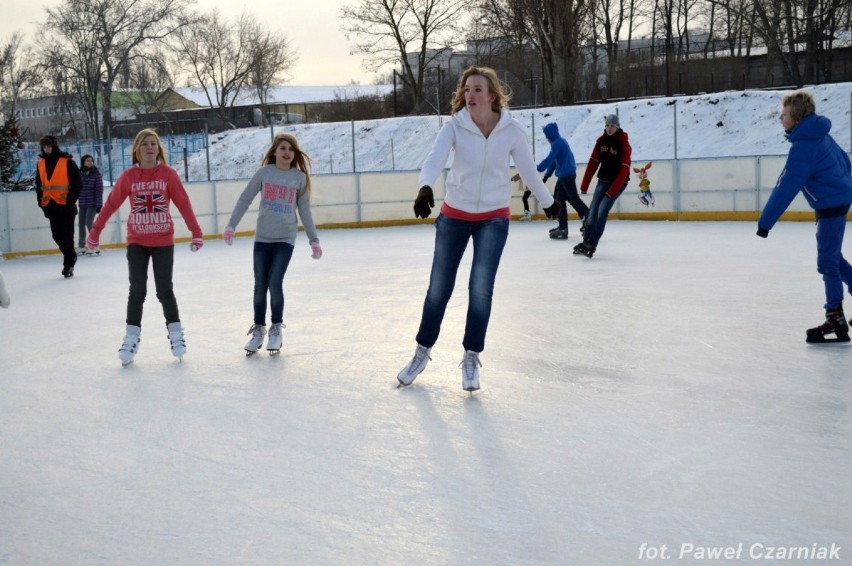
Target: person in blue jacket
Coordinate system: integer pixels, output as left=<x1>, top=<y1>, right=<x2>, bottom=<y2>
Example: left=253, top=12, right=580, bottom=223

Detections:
left=537, top=122, right=588, bottom=239
left=757, top=90, right=852, bottom=343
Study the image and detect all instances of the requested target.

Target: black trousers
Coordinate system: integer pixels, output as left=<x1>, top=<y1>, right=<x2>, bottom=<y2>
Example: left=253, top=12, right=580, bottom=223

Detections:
left=554, top=175, right=589, bottom=229
left=48, top=214, right=77, bottom=269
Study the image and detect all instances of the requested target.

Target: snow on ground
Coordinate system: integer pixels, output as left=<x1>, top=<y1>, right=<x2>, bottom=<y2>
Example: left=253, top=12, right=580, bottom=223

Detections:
left=0, top=220, right=849, bottom=564
left=189, top=82, right=852, bottom=180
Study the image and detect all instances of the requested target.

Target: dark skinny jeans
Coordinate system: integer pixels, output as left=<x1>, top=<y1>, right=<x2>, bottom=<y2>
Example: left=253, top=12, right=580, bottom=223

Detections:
left=126, top=244, right=179, bottom=327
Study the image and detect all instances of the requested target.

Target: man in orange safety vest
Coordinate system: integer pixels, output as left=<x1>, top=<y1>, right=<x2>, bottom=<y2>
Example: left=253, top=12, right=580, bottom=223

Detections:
left=35, top=135, right=82, bottom=278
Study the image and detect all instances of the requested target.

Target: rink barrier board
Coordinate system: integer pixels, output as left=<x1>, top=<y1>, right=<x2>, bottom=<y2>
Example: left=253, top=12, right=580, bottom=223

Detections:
left=1, top=154, right=848, bottom=259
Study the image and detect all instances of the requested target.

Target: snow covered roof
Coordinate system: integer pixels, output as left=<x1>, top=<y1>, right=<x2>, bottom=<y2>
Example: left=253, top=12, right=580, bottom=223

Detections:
left=172, top=84, right=394, bottom=107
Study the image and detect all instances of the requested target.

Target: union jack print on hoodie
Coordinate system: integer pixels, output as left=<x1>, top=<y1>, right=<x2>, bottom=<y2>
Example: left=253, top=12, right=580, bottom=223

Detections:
left=89, top=163, right=203, bottom=247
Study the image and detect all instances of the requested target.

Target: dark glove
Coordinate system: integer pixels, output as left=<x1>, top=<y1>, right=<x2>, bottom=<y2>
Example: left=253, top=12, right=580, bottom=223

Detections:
left=413, top=186, right=434, bottom=219
left=543, top=201, right=561, bottom=220
left=542, top=175, right=550, bottom=183
left=756, top=227, right=769, bottom=238
left=95, top=206, right=101, bottom=213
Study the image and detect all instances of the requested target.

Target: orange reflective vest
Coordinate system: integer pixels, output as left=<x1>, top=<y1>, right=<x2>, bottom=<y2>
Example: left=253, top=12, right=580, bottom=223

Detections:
left=38, top=157, right=71, bottom=207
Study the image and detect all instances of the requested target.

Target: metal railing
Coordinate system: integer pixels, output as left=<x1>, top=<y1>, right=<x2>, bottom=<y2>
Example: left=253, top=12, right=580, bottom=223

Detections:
left=14, top=132, right=208, bottom=185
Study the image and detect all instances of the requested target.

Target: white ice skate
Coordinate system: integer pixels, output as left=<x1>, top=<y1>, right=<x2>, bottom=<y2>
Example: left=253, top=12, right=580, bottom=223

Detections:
left=167, top=322, right=186, bottom=361
left=245, top=324, right=266, bottom=356
left=460, top=350, right=482, bottom=392
left=397, top=344, right=431, bottom=386
left=266, top=323, right=285, bottom=355
left=119, top=325, right=141, bottom=367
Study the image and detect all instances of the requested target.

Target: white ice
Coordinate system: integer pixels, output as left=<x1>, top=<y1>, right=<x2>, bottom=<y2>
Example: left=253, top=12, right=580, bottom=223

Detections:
left=0, top=220, right=849, bottom=565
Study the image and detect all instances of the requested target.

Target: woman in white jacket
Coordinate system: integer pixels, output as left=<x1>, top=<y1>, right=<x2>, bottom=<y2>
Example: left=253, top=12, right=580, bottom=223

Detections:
left=397, top=65, right=560, bottom=392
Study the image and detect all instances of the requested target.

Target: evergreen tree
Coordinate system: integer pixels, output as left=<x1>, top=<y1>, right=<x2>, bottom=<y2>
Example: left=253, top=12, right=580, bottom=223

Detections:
left=0, top=116, right=28, bottom=190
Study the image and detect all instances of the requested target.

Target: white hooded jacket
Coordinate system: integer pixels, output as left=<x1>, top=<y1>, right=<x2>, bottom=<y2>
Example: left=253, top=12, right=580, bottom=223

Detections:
left=418, top=107, right=555, bottom=214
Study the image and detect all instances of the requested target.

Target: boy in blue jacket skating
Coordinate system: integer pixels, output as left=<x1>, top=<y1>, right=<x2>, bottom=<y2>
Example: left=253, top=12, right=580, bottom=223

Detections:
left=757, top=91, right=852, bottom=343
left=538, top=123, right=588, bottom=239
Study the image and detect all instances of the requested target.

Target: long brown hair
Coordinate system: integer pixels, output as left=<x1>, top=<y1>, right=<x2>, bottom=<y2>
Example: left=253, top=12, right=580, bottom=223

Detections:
left=262, top=132, right=313, bottom=193
left=131, top=128, right=167, bottom=165
left=450, top=66, right=510, bottom=114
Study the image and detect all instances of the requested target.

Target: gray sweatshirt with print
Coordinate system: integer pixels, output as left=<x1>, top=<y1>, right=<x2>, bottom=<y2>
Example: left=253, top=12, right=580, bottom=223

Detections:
left=227, top=165, right=319, bottom=245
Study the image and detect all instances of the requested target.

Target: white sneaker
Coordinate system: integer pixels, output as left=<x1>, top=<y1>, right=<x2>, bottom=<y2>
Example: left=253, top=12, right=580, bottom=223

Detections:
left=167, top=322, right=186, bottom=360
left=460, top=350, right=481, bottom=391
left=245, top=324, right=266, bottom=354
left=266, top=322, right=285, bottom=353
left=397, top=344, right=431, bottom=386
left=119, top=325, right=141, bottom=366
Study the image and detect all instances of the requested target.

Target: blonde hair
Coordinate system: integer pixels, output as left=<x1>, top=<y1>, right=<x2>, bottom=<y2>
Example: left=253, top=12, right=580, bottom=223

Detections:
left=262, top=132, right=313, bottom=193
left=450, top=66, right=510, bottom=114
left=131, top=128, right=167, bottom=165
left=782, top=91, right=816, bottom=122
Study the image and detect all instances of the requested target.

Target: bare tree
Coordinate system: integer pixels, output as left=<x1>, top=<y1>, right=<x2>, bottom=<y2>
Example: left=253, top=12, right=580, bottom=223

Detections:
left=34, top=46, right=91, bottom=139
left=480, top=0, right=589, bottom=105
left=587, top=0, right=629, bottom=97
left=704, top=0, right=850, bottom=85
left=173, top=10, right=258, bottom=128
left=35, top=8, right=104, bottom=139
left=44, top=0, right=194, bottom=138
left=0, top=33, right=42, bottom=119
left=341, top=0, right=468, bottom=108
left=246, top=23, right=299, bottom=125
left=124, top=48, right=176, bottom=125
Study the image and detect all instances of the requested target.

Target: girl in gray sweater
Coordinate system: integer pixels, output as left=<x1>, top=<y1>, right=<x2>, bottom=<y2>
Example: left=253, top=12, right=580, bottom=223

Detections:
left=223, top=133, right=322, bottom=355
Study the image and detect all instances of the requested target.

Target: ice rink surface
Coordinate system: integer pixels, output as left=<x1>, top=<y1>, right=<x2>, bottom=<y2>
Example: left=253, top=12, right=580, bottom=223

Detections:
left=0, top=220, right=849, bottom=565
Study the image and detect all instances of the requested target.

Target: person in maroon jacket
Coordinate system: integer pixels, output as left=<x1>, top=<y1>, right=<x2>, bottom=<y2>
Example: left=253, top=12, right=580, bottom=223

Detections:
left=573, top=114, right=632, bottom=258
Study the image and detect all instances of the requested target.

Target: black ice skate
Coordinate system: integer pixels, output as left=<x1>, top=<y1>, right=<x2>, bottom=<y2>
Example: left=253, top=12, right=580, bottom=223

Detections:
left=549, top=228, right=568, bottom=240
left=806, top=306, right=850, bottom=344
left=573, top=242, right=595, bottom=258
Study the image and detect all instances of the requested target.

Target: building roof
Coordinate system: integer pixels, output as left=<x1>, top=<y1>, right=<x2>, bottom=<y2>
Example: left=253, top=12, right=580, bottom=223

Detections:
left=170, top=84, right=394, bottom=108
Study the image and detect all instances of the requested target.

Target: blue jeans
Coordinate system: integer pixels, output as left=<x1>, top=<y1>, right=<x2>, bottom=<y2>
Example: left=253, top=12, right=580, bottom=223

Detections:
left=253, top=241, right=294, bottom=325
left=416, top=214, right=510, bottom=353
left=815, top=214, right=852, bottom=310
left=584, top=180, right=628, bottom=247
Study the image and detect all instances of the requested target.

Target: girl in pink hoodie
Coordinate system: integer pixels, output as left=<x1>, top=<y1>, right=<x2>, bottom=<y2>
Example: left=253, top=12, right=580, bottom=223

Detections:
left=87, top=129, right=204, bottom=366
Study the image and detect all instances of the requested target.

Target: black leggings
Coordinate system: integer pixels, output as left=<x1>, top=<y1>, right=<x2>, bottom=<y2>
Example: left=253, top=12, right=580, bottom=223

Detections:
left=125, top=244, right=179, bottom=327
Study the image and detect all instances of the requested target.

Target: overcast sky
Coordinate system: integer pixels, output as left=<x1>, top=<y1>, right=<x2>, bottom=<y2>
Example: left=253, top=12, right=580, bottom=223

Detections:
left=1, top=0, right=380, bottom=86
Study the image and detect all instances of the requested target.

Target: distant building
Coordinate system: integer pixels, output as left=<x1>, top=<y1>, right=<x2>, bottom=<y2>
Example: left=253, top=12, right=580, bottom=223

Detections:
left=11, top=84, right=395, bottom=140
left=128, top=84, right=395, bottom=135
left=13, top=95, right=86, bottom=141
